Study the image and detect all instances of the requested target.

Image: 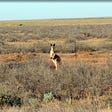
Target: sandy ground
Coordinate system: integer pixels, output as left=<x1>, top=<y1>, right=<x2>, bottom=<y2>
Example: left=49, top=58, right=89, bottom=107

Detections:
left=0, top=52, right=111, bottom=65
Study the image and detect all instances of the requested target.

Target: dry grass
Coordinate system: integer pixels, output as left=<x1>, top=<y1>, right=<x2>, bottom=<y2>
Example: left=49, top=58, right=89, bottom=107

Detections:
left=0, top=101, right=112, bottom=112
left=0, top=55, right=112, bottom=109
left=1, top=18, right=112, bottom=26
left=0, top=18, right=112, bottom=111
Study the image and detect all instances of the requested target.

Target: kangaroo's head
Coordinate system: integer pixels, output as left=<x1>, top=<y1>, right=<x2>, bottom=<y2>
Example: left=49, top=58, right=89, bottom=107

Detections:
left=50, top=43, right=55, bottom=50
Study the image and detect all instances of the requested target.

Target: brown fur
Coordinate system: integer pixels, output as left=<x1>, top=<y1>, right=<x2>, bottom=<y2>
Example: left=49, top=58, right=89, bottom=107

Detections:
left=53, top=54, right=61, bottom=64
left=50, top=43, right=61, bottom=70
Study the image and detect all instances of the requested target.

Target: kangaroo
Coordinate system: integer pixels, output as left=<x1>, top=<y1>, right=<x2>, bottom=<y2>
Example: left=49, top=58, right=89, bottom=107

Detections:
left=50, top=43, right=61, bottom=70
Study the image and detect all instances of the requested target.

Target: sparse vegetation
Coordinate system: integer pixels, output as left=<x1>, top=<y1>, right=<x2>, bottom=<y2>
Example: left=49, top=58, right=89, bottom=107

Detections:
left=0, top=56, right=112, bottom=110
left=0, top=94, right=22, bottom=107
left=0, top=18, right=112, bottom=111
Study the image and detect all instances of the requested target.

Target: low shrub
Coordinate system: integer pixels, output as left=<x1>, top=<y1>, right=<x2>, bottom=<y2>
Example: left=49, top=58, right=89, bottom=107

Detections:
left=43, top=92, right=54, bottom=103
left=0, top=94, right=22, bottom=107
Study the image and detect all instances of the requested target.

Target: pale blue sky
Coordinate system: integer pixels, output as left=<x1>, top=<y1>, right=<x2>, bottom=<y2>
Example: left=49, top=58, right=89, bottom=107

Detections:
left=0, top=2, right=112, bottom=20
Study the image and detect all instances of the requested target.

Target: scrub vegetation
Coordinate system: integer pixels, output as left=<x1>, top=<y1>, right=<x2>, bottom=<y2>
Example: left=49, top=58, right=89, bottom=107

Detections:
left=0, top=18, right=112, bottom=112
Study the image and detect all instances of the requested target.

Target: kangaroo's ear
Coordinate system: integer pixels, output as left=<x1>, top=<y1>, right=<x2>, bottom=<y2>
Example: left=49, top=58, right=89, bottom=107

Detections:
left=53, top=44, right=55, bottom=46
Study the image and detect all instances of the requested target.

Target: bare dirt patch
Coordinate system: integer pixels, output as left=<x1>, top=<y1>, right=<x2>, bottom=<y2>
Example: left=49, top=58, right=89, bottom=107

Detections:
left=0, top=52, right=111, bottom=65
left=0, top=53, right=28, bottom=62
left=61, top=52, right=109, bottom=64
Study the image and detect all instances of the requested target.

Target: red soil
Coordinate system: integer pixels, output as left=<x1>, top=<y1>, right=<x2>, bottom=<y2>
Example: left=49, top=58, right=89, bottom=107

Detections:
left=0, top=52, right=111, bottom=64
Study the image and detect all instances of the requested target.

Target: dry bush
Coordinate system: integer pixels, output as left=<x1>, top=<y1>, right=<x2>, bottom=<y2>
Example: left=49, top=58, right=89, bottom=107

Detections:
left=1, top=24, right=112, bottom=42
left=0, top=24, right=112, bottom=54
left=0, top=21, right=112, bottom=111
left=0, top=55, right=111, bottom=109
left=0, top=41, right=50, bottom=54
left=4, top=37, right=109, bottom=55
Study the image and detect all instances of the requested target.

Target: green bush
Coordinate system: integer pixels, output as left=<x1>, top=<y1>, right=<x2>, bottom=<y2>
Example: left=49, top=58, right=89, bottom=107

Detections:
left=28, top=98, right=38, bottom=104
left=43, top=92, right=54, bottom=103
left=0, top=94, right=22, bottom=107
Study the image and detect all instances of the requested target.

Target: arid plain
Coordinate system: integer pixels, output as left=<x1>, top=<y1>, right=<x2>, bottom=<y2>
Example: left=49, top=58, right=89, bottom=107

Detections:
left=0, top=18, right=112, bottom=112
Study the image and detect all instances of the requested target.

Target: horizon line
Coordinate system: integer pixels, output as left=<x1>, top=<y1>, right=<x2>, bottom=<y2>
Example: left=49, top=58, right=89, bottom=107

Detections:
left=0, top=16, right=112, bottom=22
